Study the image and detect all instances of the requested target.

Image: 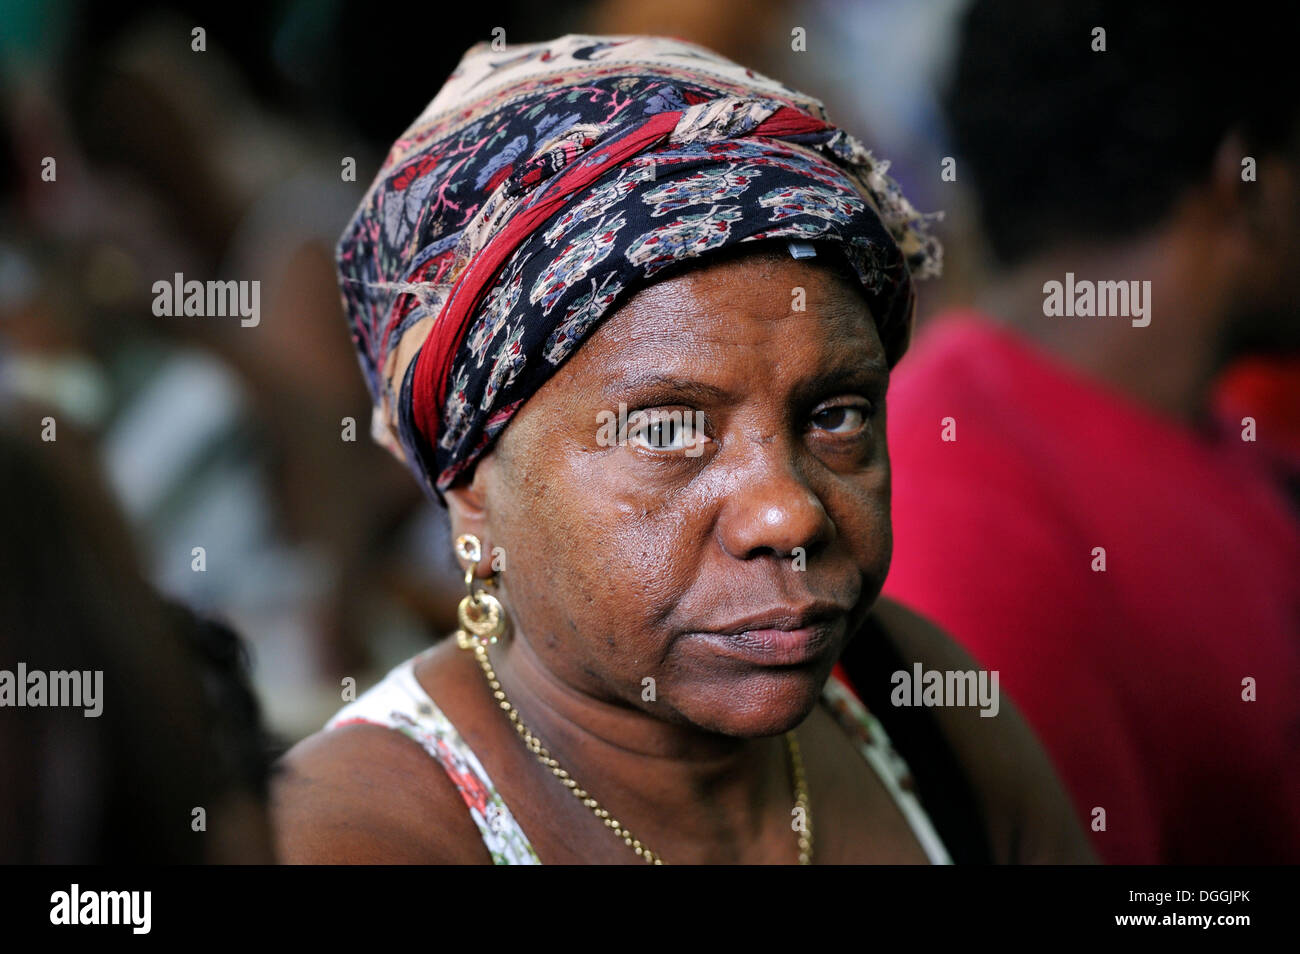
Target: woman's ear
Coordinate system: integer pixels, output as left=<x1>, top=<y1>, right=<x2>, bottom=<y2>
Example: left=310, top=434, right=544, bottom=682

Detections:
left=443, top=454, right=497, bottom=577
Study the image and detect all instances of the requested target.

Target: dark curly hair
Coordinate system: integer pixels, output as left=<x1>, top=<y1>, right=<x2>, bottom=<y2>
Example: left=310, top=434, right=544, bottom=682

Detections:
left=943, top=0, right=1300, bottom=268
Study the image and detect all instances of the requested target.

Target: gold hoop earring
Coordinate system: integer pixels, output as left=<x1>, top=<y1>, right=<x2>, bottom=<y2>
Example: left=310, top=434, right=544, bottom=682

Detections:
left=453, top=533, right=507, bottom=649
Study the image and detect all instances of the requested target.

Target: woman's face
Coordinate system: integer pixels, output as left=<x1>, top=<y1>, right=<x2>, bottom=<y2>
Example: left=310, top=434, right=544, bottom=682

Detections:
left=451, top=250, right=893, bottom=737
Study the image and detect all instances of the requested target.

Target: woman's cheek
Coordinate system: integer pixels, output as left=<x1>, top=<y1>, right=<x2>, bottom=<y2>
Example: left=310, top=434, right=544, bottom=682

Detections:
left=833, top=478, right=892, bottom=584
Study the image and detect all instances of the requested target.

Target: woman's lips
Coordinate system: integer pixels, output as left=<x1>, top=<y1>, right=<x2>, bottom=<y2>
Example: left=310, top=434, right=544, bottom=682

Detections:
left=689, top=616, right=843, bottom=667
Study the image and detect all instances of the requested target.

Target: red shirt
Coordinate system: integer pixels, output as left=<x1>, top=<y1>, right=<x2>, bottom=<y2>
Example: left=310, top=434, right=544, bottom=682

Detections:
left=882, top=314, right=1300, bottom=863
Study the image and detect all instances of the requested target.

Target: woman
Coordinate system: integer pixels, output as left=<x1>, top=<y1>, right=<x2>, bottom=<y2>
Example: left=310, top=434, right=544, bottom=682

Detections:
left=272, top=34, right=1092, bottom=864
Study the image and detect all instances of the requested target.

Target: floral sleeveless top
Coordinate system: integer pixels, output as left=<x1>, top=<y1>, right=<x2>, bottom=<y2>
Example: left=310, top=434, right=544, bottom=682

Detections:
left=326, top=647, right=954, bottom=864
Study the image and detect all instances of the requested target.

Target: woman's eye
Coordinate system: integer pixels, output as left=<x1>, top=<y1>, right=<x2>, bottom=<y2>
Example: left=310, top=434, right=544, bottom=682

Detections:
left=812, top=404, right=869, bottom=434
left=628, top=410, right=708, bottom=453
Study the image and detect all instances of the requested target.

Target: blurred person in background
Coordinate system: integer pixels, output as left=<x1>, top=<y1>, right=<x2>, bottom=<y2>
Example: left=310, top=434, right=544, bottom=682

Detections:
left=0, top=412, right=275, bottom=862
left=874, top=0, right=1300, bottom=863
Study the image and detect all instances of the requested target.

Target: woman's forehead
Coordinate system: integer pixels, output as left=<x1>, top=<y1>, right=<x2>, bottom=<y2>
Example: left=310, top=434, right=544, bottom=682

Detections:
left=561, top=257, right=885, bottom=389
left=597, top=252, right=876, bottom=336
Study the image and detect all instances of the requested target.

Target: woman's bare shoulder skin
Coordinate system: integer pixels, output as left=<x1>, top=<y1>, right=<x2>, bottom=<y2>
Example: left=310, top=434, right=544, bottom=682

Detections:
left=270, top=721, right=491, bottom=864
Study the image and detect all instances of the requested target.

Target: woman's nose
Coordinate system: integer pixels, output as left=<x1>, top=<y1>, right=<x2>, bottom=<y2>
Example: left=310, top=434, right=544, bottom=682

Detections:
left=714, top=437, right=834, bottom=561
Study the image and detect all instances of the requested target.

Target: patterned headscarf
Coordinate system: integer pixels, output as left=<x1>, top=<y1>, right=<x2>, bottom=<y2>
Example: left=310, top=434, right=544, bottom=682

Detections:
left=337, top=34, right=940, bottom=501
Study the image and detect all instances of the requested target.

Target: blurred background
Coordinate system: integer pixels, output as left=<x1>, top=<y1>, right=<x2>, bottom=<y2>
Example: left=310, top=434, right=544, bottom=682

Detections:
left=3, top=0, right=1297, bottom=864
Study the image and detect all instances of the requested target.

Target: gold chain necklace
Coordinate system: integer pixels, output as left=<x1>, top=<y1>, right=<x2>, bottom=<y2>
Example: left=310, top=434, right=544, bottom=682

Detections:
left=456, top=630, right=813, bottom=865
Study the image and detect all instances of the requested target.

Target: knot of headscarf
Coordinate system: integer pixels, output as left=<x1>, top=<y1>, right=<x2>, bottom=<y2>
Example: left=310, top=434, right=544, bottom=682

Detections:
left=336, top=34, right=941, bottom=501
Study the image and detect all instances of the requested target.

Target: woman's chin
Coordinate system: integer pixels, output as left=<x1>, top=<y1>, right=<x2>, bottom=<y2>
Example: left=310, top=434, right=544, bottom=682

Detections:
left=676, top=668, right=828, bottom=737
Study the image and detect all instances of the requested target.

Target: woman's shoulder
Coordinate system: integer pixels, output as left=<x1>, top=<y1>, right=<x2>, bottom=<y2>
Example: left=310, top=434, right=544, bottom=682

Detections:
left=270, top=658, right=492, bottom=864
left=849, top=597, right=1096, bottom=864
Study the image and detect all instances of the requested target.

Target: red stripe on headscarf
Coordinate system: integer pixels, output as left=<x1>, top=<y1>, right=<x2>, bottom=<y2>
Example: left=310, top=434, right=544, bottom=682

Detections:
left=754, top=106, right=829, bottom=138
left=411, top=104, right=831, bottom=450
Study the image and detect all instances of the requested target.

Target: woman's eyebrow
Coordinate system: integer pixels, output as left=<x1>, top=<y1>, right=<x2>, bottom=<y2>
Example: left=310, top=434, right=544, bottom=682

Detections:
left=602, top=371, right=736, bottom=404
left=793, top=358, right=890, bottom=403
left=599, top=356, right=888, bottom=407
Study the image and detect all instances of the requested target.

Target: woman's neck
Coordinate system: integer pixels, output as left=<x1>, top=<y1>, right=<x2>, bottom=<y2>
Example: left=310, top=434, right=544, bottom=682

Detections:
left=975, top=234, right=1229, bottom=424
left=483, top=629, right=796, bottom=859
